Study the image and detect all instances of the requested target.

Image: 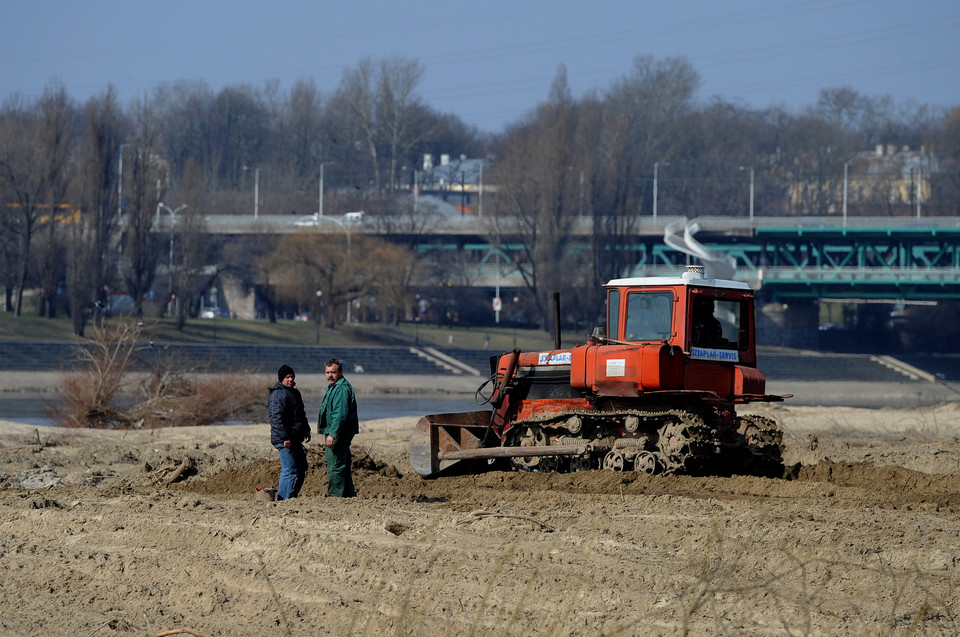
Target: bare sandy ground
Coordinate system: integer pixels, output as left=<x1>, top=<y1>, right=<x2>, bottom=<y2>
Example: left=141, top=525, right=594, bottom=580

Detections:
left=1, top=375, right=960, bottom=635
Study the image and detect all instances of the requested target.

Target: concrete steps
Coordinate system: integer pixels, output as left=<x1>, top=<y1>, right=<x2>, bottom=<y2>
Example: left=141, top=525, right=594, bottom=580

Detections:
left=0, top=342, right=454, bottom=375
left=2, top=341, right=955, bottom=383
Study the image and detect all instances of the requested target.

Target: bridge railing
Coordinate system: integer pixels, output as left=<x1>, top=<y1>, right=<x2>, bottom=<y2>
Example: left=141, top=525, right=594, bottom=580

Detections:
left=192, top=213, right=960, bottom=236
left=758, top=267, right=960, bottom=284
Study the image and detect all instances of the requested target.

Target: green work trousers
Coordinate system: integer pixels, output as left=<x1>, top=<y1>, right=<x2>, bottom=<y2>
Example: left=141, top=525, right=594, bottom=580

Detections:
left=324, top=437, right=357, bottom=497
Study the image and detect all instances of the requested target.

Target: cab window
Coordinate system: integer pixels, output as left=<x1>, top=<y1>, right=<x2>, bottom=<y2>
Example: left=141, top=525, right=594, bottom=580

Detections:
left=691, top=297, right=745, bottom=350
left=607, top=289, right=620, bottom=340
left=624, top=291, right=673, bottom=342
left=716, top=299, right=746, bottom=349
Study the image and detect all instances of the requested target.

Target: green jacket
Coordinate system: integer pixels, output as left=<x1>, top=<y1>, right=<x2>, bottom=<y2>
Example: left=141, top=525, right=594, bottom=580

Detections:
left=317, top=376, right=359, bottom=442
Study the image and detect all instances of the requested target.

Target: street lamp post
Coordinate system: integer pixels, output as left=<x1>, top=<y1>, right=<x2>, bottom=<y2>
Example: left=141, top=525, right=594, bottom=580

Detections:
left=512, top=295, right=520, bottom=349
left=157, top=202, right=188, bottom=314
left=843, top=161, right=850, bottom=228
left=494, top=234, right=501, bottom=324
left=653, top=161, right=670, bottom=220
left=916, top=162, right=923, bottom=218
left=318, top=162, right=334, bottom=218
left=478, top=163, right=483, bottom=218
left=243, top=166, right=260, bottom=218
left=315, top=290, right=323, bottom=342
left=739, top=166, right=754, bottom=221
left=414, top=169, right=420, bottom=215
left=578, top=168, right=584, bottom=217
left=117, top=143, right=125, bottom=217
left=254, top=168, right=260, bottom=218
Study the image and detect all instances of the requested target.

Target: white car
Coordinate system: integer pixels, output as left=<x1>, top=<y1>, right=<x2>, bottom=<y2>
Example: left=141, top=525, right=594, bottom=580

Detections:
left=294, top=215, right=319, bottom=226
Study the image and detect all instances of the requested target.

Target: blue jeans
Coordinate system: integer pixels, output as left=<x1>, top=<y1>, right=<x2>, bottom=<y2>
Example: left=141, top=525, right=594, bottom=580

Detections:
left=275, top=442, right=308, bottom=500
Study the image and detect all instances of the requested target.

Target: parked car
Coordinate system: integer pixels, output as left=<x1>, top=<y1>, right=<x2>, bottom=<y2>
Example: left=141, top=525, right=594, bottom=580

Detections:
left=294, top=214, right=319, bottom=226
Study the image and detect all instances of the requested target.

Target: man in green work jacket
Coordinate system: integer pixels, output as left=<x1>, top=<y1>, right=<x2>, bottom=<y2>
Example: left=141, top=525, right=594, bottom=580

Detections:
left=318, top=357, right=359, bottom=497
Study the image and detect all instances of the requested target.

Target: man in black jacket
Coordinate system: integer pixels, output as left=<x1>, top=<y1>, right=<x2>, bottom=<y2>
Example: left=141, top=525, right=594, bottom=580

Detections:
left=268, top=364, right=311, bottom=500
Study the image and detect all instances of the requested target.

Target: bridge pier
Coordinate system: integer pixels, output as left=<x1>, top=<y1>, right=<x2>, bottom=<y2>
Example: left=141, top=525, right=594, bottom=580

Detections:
left=757, top=300, right=819, bottom=349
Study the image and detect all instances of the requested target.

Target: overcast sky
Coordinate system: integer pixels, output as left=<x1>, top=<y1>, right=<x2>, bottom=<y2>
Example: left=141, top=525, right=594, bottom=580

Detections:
left=4, top=0, right=958, bottom=132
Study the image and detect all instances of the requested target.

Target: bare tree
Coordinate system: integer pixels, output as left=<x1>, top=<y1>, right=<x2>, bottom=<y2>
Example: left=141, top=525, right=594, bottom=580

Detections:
left=577, top=95, right=636, bottom=297
left=209, top=85, right=270, bottom=190
left=0, top=95, right=41, bottom=306
left=171, top=158, right=221, bottom=327
left=779, top=113, right=846, bottom=216
left=931, top=106, right=960, bottom=215
left=332, top=56, right=426, bottom=195
left=70, top=86, right=125, bottom=334
left=262, top=230, right=358, bottom=328
left=491, top=66, right=590, bottom=332
left=33, top=217, right=67, bottom=318
left=34, top=84, right=78, bottom=319
left=356, top=239, right=422, bottom=325
left=605, top=55, right=702, bottom=170
left=585, top=55, right=703, bottom=291
left=280, top=79, right=326, bottom=185
left=0, top=214, right=18, bottom=311
left=120, top=97, right=163, bottom=315
left=674, top=102, right=774, bottom=216
left=817, top=86, right=866, bottom=131
left=0, top=82, right=76, bottom=316
left=378, top=56, right=427, bottom=191
left=334, top=58, right=380, bottom=192
left=63, top=213, right=96, bottom=335
left=152, top=80, right=215, bottom=186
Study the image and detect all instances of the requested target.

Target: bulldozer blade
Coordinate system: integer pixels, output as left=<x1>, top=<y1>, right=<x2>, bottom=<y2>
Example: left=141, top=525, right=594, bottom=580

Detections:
left=410, top=410, right=493, bottom=478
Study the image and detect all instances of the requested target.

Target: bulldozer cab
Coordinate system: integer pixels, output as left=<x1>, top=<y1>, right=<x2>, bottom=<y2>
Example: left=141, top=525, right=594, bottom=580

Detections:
left=605, top=269, right=757, bottom=364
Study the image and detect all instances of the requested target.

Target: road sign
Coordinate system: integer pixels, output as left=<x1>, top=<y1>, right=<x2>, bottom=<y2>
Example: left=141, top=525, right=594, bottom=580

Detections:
left=492, top=297, right=502, bottom=311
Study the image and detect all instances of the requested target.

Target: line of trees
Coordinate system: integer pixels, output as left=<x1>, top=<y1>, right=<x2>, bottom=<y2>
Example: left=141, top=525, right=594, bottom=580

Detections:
left=489, top=58, right=960, bottom=329
left=2, top=54, right=958, bottom=335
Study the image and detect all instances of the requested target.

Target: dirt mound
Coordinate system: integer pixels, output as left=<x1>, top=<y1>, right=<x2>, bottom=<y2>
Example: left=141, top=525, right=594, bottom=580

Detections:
left=182, top=449, right=405, bottom=498
left=796, top=459, right=960, bottom=506
left=179, top=451, right=960, bottom=518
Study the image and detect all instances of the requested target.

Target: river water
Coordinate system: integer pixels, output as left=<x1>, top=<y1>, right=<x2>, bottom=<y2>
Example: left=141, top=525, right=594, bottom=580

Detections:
left=0, top=394, right=484, bottom=426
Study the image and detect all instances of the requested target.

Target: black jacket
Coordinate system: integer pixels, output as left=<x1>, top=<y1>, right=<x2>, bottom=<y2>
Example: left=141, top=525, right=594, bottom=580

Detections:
left=268, top=382, right=310, bottom=446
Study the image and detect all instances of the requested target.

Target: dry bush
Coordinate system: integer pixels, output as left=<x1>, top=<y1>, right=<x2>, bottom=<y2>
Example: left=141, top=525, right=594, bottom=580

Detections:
left=51, top=320, right=263, bottom=429
left=125, top=372, right=264, bottom=428
left=49, top=321, right=140, bottom=428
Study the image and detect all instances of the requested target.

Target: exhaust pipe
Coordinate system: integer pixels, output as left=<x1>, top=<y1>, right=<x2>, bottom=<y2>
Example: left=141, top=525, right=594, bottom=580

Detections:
left=553, top=292, right=561, bottom=350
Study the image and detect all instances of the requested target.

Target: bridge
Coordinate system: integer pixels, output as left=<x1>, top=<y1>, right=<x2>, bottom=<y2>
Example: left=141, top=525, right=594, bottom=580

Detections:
left=192, top=213, right=960, bottom=303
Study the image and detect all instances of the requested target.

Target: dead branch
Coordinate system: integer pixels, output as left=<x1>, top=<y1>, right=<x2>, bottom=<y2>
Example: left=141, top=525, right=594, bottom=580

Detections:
left=458, top=509, right=555, bottom=532
left=163, top=457, right=197, bottom=484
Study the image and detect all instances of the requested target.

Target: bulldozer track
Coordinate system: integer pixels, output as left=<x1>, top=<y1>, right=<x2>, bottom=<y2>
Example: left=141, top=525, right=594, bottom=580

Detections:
left=504, top=408, right=722, bottom=475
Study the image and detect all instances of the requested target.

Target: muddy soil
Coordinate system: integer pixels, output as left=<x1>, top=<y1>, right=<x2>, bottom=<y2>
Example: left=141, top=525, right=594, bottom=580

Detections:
left=2, top=395, right=960, bottom=635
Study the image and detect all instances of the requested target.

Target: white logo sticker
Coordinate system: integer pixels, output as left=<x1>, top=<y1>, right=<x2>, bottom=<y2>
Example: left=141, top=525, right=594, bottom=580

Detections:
left=606, top=358, right=626, bottom=377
